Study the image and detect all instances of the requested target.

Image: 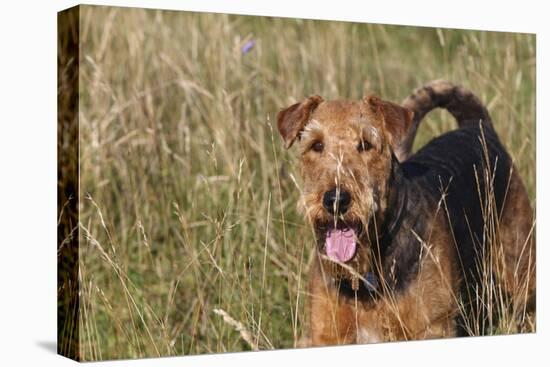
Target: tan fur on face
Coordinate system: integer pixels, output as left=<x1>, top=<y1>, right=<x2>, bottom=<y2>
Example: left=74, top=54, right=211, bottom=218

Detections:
left=295, top=100, right=394, bottom=278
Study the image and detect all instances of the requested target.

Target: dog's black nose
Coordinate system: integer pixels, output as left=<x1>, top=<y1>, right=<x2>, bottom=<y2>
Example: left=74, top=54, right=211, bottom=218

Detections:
left=323, top=189, right=351, bottom=215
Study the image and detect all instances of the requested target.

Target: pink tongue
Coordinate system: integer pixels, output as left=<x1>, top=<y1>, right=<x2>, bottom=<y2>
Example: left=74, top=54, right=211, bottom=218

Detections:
left=325, top=228, right=357, bottom=263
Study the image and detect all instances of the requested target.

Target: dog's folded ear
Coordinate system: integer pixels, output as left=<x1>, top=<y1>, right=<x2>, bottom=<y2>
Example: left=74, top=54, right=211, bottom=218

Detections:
left=365, top=96, right=414, bottom=150
left=277, top=95, right=323, bottom=149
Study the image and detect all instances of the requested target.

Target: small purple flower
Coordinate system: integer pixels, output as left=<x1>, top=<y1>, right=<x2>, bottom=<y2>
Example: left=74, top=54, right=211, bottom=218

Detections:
left=241, top=39, right=256, bottom=54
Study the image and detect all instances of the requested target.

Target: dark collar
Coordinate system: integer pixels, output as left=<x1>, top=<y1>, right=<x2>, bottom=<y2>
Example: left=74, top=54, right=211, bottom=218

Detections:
left=334, top=272, right=380, bottom=300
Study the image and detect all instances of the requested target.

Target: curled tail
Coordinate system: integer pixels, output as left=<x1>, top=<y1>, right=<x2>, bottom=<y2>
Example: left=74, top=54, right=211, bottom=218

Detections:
left=396, top=80, right=493, bottom=161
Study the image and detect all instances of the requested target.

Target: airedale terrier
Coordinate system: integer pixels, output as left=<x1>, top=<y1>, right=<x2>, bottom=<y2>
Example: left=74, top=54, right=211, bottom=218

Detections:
left=277, top=80, right=535, bottom=345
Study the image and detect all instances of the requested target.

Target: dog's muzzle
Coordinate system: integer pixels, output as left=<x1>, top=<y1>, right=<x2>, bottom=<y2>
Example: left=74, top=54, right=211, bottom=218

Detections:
left=322, top=188, right=351, bottom=215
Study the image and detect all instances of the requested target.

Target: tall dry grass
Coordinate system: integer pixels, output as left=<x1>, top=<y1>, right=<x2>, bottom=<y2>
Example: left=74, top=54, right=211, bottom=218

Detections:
left=64, top=5, right=535, bottom=360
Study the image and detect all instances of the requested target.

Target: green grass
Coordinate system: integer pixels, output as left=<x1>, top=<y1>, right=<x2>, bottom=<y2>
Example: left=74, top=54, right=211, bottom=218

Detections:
left=70, top=5, right=535, bottom=360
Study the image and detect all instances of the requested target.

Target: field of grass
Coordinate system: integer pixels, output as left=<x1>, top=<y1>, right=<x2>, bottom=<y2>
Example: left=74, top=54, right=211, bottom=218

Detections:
left=64, top=5, right=535, bottom=361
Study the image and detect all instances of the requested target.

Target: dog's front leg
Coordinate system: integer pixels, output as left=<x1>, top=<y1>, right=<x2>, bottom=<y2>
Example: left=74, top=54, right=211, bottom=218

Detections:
left=307, top=258, right=357, bottom=346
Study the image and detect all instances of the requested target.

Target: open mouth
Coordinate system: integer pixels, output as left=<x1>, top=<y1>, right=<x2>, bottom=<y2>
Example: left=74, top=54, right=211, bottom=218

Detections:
left=319, top=222, right=362, bottom=263
left=315, top=220, right=378, bottom=292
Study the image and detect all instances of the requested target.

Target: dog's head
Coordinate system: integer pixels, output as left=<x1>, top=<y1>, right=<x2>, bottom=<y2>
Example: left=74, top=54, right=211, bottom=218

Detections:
left=277, top=95, right=413, bottom=279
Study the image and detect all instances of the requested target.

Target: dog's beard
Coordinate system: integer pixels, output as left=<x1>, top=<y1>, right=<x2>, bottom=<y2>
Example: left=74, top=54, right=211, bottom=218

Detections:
left=314, top=221, right=374, bottom=283
left=301, top=191, right=377, bottom=282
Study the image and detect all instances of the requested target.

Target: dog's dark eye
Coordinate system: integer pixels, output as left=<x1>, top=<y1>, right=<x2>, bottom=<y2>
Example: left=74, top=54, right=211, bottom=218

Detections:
left=311, top=141, right=324, bottom=153
left=357, top=140, right=373, bottom=152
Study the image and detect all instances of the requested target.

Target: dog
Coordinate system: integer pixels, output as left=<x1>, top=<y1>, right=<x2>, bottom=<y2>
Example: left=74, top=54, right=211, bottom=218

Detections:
left=277, top=80, right=535, bottom=345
